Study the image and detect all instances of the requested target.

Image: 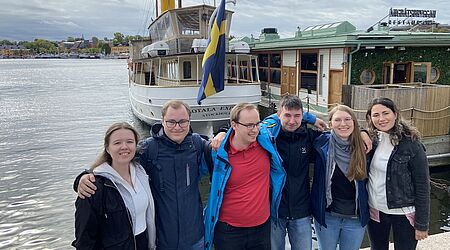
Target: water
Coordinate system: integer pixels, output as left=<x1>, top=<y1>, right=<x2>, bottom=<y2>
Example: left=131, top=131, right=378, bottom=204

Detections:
left=0, top=59, right=448, bottom=249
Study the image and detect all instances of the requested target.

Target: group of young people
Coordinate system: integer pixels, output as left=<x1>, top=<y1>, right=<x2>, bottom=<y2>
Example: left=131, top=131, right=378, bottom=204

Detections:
left=71, top=95, right=430, bottom=250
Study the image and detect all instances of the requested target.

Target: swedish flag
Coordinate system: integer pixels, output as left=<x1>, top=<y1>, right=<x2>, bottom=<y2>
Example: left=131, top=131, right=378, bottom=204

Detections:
left=196, top=0, right=226, bottom=104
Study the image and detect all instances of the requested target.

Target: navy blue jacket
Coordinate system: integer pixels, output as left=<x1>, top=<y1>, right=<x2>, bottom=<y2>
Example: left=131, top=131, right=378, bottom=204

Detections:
left=311, top=133, right=369, bottom=228
left=263, top=114, right=321, bottom=219
left=135, top=124, right=209, bottom=250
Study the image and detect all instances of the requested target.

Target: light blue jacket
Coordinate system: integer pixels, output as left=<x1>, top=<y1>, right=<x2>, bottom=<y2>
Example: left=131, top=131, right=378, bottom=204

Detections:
left=203, top=125, right=286, bottom=249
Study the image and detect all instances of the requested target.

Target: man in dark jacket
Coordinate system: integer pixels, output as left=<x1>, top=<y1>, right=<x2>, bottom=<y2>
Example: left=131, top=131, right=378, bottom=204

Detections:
left=75, top=100, right=211, bottom=250
left=263, top=95, right=323, bottom=250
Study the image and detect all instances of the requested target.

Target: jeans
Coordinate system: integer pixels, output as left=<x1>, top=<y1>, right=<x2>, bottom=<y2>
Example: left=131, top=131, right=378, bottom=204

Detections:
left=191, top=236, right=204, bottom=250
left=314, top=213, right=365, bottom=250
left=271, top=216, right=312, bottom=250
left=368, top=211, right=417, bottom=250
left=213, top=219, right=270, bottom=250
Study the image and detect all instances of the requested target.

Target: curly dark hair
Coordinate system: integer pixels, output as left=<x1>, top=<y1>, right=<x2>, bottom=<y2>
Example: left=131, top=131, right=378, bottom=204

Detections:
left=366, top=97, right=420, bottom=145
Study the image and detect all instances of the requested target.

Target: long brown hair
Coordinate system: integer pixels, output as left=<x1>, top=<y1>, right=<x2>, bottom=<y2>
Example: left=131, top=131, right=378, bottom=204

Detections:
left=329, top=105, right=367, bottom=180
left=90, top=122, right=140, bottom=170
left=365, top=97, right=420, bottom=145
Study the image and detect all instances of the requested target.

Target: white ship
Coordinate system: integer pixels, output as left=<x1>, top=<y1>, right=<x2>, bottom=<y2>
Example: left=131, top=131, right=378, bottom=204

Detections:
left=128, top=2, right=261, bottom=136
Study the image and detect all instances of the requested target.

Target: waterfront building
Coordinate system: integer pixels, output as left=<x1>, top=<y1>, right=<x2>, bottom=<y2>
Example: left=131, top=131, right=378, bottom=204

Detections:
left=244, top=20, right=450, bottom=165
left=244, top=21, right=450, bottom=114
left=0, top=45, right=31, bottom=58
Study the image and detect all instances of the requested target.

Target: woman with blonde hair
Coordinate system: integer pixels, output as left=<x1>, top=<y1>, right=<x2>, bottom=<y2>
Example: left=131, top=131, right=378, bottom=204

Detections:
left=366, top=97, right=429, bottom=250
left=72, top=122, right=156, bottom=249
left=311, top=105, right=369, bottom=250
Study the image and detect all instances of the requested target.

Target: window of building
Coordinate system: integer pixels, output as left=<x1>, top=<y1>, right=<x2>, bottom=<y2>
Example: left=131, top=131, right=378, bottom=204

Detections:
left=299, top=51, right=319, bottom=93
left=301, top=53, right=318, bottom=71
left=430, top=67, right=440, bottom=83
left=413, top=63, right=427, bottom=83
left=300, top=73, right=317, bottom=93
left=360, top=69, right=375, bottom=84
left=257, top=52, right=281, bottom=85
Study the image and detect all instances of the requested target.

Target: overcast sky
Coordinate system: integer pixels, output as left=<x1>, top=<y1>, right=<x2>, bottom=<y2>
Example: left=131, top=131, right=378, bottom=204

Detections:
left=1, top=0, right=448, bottom=41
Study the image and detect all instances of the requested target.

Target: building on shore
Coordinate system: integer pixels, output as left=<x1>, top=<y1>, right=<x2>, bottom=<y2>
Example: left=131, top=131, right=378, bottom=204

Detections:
left=243, top=19, right=450, bottom=165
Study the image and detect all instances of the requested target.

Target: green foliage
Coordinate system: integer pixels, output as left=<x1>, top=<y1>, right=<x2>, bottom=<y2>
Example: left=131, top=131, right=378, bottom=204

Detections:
left=100, top=43, right=111, bottom=55
left=22, top=39, right=57, bottom=54
left=1, top=40, right=15, bottom=45
left=81, top=47, right=100, bottom=54
left=113, top=32, right=124, bottom=45
left=351, top=47, right=450, bottom=85
left=91, top=37, right=99, bottom=47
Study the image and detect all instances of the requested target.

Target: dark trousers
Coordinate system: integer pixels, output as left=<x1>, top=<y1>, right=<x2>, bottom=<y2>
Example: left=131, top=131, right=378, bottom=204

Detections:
left=368, top=211, right=418, bottom=250
left=135, top=229, right=149, bottom=250
left=213, top=219, right=271, bottom=250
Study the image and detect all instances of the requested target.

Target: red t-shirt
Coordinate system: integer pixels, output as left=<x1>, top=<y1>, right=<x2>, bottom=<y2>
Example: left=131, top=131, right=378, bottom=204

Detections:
left=218, top=135, right=271, bottom=227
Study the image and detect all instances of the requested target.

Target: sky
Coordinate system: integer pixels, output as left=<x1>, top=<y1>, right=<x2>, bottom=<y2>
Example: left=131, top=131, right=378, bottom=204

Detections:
left=1, top=0, right=449, bottom=42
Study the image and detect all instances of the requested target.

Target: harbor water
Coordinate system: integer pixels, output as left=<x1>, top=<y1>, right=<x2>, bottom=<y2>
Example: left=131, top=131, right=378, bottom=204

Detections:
left=0, top=59, right=448, bottom=249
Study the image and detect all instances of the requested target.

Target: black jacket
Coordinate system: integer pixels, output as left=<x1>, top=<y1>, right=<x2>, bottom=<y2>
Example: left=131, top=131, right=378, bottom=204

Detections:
left=368, top=136, right=430, bottom=231
left=72, top=176, right=136, bottom=249
left=275, top=124, right=321, bottom=219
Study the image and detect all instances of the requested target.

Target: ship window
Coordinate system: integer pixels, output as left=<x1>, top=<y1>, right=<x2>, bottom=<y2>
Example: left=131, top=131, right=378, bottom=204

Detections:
left=430, top=67, right=440, bottom=83
left=301, top=53, right=318, bottom=71
left=259, top=68, right=268, bottom=82
left=183, top=61, right=191, bottom=79
left=259, top=54, right=269, bottom=67
left=270, top=53, right=281, bottom=68
left=360, top=69, right=375, bottom=84
left=413, top=64, right=427, bottom=83
left=270, top=69, right=281, bottom=84
left=177, top=11, right=200, bottom=35
left=300, top=73, right=317, bottom=93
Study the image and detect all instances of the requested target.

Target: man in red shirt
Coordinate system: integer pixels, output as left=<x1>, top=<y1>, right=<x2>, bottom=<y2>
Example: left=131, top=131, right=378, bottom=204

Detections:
left=204, top=103, right=286, bottom=250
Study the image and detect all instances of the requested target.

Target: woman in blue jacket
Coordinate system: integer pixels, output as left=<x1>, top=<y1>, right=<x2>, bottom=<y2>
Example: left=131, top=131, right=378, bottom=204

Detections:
left=366, top=97, right=429, bottom=250
left=311, top=105, right=369, bottom=250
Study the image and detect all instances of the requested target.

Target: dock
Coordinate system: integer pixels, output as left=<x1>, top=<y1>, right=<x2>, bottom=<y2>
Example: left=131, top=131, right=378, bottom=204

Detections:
left=360, top=231, right=450, bottom=250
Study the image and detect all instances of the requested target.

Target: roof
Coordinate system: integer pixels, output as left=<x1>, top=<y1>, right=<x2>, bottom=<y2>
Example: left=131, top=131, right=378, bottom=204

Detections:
left=246, top=21, right=450, bottom=50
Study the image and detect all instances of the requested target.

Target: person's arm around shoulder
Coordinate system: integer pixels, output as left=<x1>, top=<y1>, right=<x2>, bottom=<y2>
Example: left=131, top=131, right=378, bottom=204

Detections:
left=303, top=112, right=327, bottom=131
left=72, top=169, right=97, bottom=199
left=409, top=140, right=430, bottom=240
left=360, top=130, right=373, bottom=153
left=200, top=138, right=214, bottom=177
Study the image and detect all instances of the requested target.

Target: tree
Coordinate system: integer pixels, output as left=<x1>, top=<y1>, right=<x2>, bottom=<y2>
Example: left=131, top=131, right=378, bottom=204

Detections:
left=100, top=43, right=111, bottom=55
left=113, top=32, right=124, bottom=45
left=91, top=36, right=99, bottom=47
left=0, top=40, right=15, bottom=45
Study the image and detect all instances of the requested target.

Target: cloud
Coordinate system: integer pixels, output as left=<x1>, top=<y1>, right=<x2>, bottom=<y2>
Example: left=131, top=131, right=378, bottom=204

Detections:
left=0, top=0, right=448, bottom=41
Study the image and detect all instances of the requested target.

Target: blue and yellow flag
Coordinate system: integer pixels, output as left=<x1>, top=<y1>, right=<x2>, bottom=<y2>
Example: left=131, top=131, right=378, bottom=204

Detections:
left=196, top=0, right=226, bottom=104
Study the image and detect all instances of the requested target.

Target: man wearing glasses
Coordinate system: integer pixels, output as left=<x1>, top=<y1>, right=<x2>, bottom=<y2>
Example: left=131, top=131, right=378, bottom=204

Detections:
left=204, top=103, right=285, bottom=250
left=75, top=100, right=210, bottom=250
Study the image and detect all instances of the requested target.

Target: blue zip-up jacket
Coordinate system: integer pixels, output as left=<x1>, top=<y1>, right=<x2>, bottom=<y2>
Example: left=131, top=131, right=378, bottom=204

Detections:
left=311, top=133, right=369, bottom=228
left=203, top=125, right=286, bottom=250
left=262, top=112, right=316, bottom=138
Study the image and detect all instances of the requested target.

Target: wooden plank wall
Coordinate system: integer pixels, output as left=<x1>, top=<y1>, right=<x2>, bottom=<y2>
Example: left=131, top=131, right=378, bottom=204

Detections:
left=348, top=84, right=450, bottom=137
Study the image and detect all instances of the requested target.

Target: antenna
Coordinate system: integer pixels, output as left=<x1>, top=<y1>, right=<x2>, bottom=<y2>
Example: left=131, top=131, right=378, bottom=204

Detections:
left=366, top=13, right=389, bottom=32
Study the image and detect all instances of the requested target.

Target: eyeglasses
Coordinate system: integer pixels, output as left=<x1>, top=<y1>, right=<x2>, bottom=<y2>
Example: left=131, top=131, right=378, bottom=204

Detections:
left=235, top=121, right=261, bottom=130
left=332, top=117, right=353, bottom=124
left=165, top=119, right=190, bottom=128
